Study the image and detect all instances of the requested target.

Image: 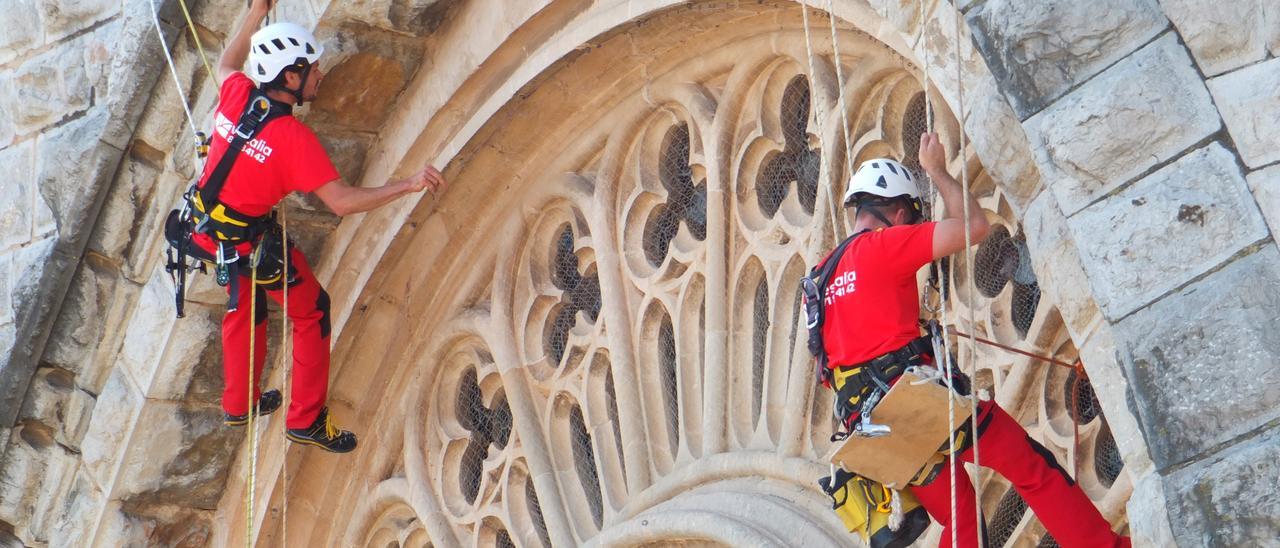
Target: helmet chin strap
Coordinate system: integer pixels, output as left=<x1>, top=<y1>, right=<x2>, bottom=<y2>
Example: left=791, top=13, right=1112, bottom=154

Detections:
left=287, top=63, right=313, bottom=106
left=859, top=204, right=897, bottom=228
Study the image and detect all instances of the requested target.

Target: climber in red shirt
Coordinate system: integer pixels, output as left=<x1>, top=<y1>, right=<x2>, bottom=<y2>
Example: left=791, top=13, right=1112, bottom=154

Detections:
left=816, top=133, right=1128, bottom=547
left=189, top=0, right=445, bottom=453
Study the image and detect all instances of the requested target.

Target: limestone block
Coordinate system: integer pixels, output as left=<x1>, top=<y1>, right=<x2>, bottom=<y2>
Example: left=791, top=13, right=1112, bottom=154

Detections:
left=0, top=40, right=92, bottom=136
left=39, top=0, right=115, bottom=42
left=149, top=301, right=222, bottom=402
left=966, top=0, right=1167, bottom=119
left=1207, top=57, right=1280, bottom=169
left=1163, top=426, right=1280, bottom=545
left=0, top=425, right=81, bottom=545
left=317, top=130, right=373, bottom=182
left=308, top=22, right=424, bottom=132
left=6, top=237, right=56, bottom=353
left=80, top=368, right=143, bottom=487
left=0, top=0, right=41, bottom=65
left=124, top=170, right=189, bottom=285
left=1077, top=326, right=1153, bottom=479
left=1245, top=164, right=1280, bottom=239
left=117, top=269, right=179, bottom=392
left=47, top=468, right=105, bottom=548
left=1025, top=33, right=1221, bottom=216
left=36, top=107, right=120, bottom=231
left=1127, top=469, right=1177, bottom=548
left=18, top=368, right=97, bottom=450
left=88, top=155, right=161, bottom=262
left=114, top=401, right=239, bottom=509
left=114, top=503, right=214, bottom=547
left=1068, top=143, right=1268, bottom=319
left=43, top=261, right=115, bottom=378
left=1118, top=245, right=1280, bottom=470
left=1162, top=0, right=1276, bottom=76
left=1020, top=192, right=1099, bottom=339
left=100, top=4, right=172, bottom=151
left=0, top=141, right=33, bottom=249
left=0, top=253, right=11, bottom=326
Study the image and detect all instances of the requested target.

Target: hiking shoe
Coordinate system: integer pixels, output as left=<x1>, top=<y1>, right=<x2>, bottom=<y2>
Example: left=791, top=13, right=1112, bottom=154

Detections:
left=285, top=407, right=357, bottom=453
left=224, top=389, right=282, bottom=426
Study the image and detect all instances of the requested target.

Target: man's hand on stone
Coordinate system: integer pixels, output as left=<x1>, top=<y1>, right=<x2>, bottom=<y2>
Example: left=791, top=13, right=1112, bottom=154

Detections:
left=405, top=166, right=447, bottom=195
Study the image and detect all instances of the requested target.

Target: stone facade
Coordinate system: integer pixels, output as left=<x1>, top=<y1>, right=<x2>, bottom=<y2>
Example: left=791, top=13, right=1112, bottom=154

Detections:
left=1, top=1, right=1277, bottom=547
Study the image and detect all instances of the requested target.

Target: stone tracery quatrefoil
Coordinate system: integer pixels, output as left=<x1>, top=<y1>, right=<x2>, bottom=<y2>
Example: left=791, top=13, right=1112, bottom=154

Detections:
left=456, top=367, right=513, bottom=505
left=544, top=225, right=602, bottom=366
left=643, top=122, right=708, bottom=267
left=756, top=76, right=821, bottom=218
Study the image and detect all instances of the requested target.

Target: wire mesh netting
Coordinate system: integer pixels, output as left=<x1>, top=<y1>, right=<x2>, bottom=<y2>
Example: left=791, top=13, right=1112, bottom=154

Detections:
left=1065, top=369, right=1101, bottom=425
left=1094, top=425, right=1124, bottom=487
left=456, top=368, right=513, bottom=505
left=658, top=314, right=680, bottom=457
left=756, top=76, right=821, bottom=218
left=494, top=525, right=516, bottom=548
left=546, top=225, right=602, bottom=365
left=644, top=123, right=708, bottom=267
left=971, top=223, right=1041, bottom=338
left=603, top=365, right=627, bottom=480
left=751, top=277, right=771, bottom=428
left=1036, top=534, right=1061, bottom=548
left=989, top=487, right=1029, bottom=548
left=568, top=403, right=604, bottom=529
left=526, top=479, right=552, bottom=548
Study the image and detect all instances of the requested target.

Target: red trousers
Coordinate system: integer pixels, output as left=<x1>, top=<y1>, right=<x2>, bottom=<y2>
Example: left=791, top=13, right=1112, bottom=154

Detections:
left=221, top=247, right=331, bottom=429
left=910, top=402, right=1129, bottom=548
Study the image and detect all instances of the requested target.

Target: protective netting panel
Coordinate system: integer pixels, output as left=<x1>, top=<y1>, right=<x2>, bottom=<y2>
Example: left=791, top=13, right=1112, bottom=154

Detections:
left=900, top=92, right=929, bottom=175
left=645, top=123, right=708, bottom=266
left=546, top=225, right=602, bottom=365
left=971, top=223, right=1041, bottom=339
left=1065, top=370, right=1101, bottom=425
left=1094, top=426, right=1124, bottom=487
left=756, top=76, right=820, bottom=217
left=751, top=277, right=770, bottom=427
left=495, top=527, right=516, bottom=548
left=456, top=369, right=512, bottom=505
left=1036, top=533, right=1061, bottom=548
left=526, top=480, right=552, bottom=548
left=659, top=314, right=680, bottom=457
left=569, top=403, right=604, bottom=529
left=989, top=487, right=1029, bottom=548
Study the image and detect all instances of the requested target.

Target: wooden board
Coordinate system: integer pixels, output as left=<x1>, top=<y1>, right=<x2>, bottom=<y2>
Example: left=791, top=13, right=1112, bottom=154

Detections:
left=826, top=372, right=973, bottom=488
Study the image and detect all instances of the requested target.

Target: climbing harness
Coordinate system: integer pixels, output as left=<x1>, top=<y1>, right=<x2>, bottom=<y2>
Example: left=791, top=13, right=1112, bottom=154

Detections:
left=801, top=229, right=868, bottom=386
left=819, top=466, right=932, bottom=548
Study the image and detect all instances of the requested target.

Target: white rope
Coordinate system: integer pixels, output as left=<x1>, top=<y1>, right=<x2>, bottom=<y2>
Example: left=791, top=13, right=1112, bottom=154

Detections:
left=953, top=6, right=984, bottom=546
left=824, top=0, right=857, bottom=208
left=798, top=0, right=843, bottom=243
left=280, top=208, right=291, bottom=548
left=148, top=0, right=199, bottom=137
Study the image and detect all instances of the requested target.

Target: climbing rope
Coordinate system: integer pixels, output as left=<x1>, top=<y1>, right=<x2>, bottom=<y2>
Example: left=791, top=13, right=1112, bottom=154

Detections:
left=148, top=0, right=198, bottom=138
left=176, top=0, right=216, bottom=84
left=797, top=0, right=843, bottom=243
left=246, top=262, right=260, bottom=547
left=950, top=9, right=985, bottom=546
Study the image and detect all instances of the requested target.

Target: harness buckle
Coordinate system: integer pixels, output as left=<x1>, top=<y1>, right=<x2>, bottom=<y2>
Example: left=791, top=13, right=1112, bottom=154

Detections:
left=233, top=96, right=272, bottom=140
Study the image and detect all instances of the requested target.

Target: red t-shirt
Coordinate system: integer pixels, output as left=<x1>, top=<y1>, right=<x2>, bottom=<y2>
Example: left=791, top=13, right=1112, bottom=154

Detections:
left=820, top=222, right=936, bottom=367
left=193, top=73, right=339, bottom=252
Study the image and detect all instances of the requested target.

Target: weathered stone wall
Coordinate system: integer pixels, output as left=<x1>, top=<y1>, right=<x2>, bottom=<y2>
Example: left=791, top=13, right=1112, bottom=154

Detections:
left=967, top=0, right=1280, bottom=544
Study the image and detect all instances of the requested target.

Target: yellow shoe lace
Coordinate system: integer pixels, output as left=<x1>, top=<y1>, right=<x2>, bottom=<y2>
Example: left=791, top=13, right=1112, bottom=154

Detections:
left=324, top=412, right=339, bottom=440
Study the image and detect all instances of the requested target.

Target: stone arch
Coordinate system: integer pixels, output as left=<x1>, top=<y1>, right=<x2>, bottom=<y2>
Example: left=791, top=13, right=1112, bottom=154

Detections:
left=215, top=2, right=1151, bottom=546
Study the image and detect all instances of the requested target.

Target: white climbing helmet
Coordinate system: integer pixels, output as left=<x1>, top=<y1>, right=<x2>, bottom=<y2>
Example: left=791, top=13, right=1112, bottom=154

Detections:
left=843, top=158, right=921, bottom=206
left=247, top=22, right=323, bottom=85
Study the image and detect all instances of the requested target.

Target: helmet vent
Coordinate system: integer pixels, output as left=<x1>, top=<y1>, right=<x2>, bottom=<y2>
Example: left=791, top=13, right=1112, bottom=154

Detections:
left=876, top=175, right=888, bottom=188
left=288, top=37, right=300, bottom=46
left=271, top=38, right=286, bottom=50
left=886, top=163, right=898, bottom=175
left=305, top=43, right=315, bottom=54
left=258, top=44, right=271, bottom=55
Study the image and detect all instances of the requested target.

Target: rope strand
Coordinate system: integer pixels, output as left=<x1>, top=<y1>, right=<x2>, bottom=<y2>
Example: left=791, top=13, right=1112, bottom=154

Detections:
left=798, top=0, right=844, bottom=244
left=148, top=0, right=199, bottom=137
